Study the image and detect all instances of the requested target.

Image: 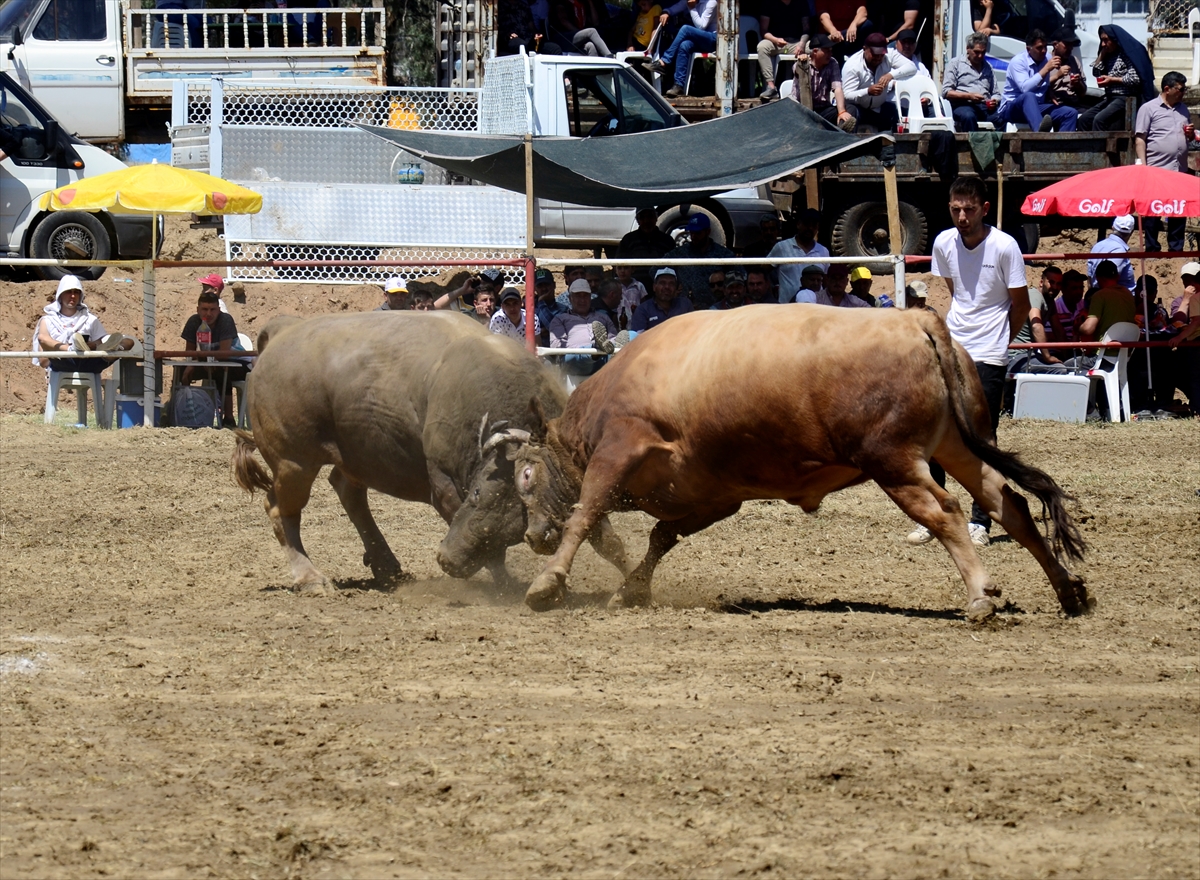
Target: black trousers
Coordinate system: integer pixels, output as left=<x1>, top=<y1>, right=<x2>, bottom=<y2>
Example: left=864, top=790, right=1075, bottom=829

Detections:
left=928, top=361, right=1006, bottom=530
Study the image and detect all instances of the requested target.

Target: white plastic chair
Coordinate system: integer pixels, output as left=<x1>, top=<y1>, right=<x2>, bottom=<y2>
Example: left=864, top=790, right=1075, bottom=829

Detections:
left=893, top=74, right=953, bottom=132
left=1086, top=321, right=1140, bottom=422
left=230, top=332, right=253, bottom=428
left=780, top=78, right=794, bottom=100
left=45, top=370, right=107, bottom=428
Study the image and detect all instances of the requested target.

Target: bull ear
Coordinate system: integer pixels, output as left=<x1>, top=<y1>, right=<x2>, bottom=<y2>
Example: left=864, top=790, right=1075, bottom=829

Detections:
left=528, top=396, right=548, bottom=442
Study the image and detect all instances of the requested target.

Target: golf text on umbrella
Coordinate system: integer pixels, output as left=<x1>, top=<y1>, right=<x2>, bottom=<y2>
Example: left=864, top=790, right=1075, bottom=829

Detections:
left=1077, top=198, right=1116, bottom=214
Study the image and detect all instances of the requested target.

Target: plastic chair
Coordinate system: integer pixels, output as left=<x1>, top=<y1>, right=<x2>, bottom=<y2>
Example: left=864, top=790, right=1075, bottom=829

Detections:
left=45, top=370, right=108, bottom=428
left=893, top=74, right=953, bottom=132
left=1086, top=321, right=1140, bottom=422
left=780, top=78, right=794, bottom=100
left=230, top=332, right=253, bottom=429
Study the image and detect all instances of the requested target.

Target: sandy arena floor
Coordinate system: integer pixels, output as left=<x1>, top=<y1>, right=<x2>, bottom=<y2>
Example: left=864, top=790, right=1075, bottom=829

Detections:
left=0, top=414, right=1197, bottom=878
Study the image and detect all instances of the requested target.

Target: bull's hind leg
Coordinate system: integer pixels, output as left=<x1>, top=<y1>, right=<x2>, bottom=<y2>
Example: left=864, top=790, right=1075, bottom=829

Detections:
left=328, top=466, right=408, bottom=586
left=611, top=503, right=742, bottom=609
left=876, top=464, right=1000, bottom=622
left=937, top=438, right=1090, bottom=615
left=265, top=461, right=327, bottom=592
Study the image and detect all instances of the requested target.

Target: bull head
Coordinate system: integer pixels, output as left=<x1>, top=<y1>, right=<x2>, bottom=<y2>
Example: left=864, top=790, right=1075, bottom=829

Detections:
left=511, top=427, right=581, bottom=557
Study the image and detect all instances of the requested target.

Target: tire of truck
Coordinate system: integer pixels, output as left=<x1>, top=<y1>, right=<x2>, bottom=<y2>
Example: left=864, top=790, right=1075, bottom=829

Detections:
left=657, top=204, right=728, bottom=248
left=30, top=212, right=112, bottom=281
left=830, top=201, right=927, bottom=275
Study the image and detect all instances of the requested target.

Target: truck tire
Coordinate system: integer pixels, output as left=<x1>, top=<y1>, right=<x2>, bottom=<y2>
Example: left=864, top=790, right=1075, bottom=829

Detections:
left=831, top=201, right=927, bottom=275
left=657, top=204, right=728, bottom=248
left=30, top=212, right=111, bottom=281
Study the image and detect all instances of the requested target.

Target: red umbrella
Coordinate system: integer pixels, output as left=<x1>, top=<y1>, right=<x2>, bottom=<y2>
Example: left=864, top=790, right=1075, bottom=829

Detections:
left=1020, top=165, right=1200, bottom=218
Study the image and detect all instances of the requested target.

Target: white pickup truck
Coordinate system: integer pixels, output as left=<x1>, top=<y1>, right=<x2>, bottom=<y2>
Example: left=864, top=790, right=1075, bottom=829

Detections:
left=0, top=1, right=385, bottom=142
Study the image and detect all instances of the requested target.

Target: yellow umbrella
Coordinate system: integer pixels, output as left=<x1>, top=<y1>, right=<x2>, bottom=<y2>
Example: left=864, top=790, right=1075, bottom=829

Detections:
left=40, top=161, right=263, bottom=427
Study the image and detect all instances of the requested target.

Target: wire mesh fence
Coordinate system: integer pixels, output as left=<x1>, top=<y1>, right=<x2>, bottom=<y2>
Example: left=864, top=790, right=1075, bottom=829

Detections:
left=1149, top=0, right=1199, bottom=32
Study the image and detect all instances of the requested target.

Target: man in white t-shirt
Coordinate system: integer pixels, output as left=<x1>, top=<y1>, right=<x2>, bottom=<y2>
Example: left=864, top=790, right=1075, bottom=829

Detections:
left=908, top=175, right=1030, bottom=548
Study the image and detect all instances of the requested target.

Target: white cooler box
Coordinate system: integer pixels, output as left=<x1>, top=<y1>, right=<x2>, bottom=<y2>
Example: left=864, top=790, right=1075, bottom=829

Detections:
left=1012, top=374, right=1090, bottom=423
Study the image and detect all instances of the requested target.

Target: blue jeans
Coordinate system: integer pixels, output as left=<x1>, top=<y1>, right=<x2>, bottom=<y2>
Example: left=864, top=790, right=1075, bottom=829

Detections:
left=1002, top=93, right=1077, bottom=131
left=662, top=25, right=717, bottom=88
left=562, top=354, right=605, bottom=376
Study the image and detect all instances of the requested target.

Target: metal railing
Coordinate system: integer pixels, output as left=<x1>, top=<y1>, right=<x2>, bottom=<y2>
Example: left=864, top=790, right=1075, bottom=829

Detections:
left=125, top=6, right=386, bottom=51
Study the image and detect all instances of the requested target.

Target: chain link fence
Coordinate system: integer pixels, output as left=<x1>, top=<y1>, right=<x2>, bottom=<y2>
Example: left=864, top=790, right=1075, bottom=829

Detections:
left=186, top=84, right=479, bottom=129
left=1150, top=0, right=1199, bottom=32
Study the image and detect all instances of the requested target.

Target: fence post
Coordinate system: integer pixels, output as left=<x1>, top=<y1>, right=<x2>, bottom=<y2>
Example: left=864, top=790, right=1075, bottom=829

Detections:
left=142, top=259, right=156, bottom=427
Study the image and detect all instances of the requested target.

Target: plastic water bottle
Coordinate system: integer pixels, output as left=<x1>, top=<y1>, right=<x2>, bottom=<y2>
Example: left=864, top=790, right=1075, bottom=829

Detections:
left=196, top=319, right=212, bottom=360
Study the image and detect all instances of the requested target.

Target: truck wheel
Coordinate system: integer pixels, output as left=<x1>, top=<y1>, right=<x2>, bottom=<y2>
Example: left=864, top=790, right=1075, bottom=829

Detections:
left=30, top=212, right=111, bottom=281
left=657, top=204, right=728, bottom=248
left=831, top=201, right=927, bottom=274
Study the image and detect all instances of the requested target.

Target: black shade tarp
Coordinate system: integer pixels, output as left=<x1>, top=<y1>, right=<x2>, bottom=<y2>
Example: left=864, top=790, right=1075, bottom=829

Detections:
left=358, top=99, right=891, bottom=209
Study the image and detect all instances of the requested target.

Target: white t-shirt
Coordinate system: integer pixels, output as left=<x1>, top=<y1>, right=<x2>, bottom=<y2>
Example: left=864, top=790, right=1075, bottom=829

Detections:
left=769, top=238, right=831, bottom=302
left=932, top=226, right=1026, bottom=366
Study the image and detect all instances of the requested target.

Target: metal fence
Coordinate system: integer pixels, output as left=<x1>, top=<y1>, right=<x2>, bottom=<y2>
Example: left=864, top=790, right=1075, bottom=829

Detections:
left=124, top=6, right=386, bottom=50
left=1150, top=0, right=1199, bottom=32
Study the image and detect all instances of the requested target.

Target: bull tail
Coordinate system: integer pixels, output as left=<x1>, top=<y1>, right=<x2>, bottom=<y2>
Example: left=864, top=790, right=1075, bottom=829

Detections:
left=925, top=319, right=1086, bottom=562
left=231, top=429, right=274, bottom=496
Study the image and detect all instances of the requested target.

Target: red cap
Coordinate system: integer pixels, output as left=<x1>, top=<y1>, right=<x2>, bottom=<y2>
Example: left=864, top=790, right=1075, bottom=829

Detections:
left=198, top=273, right=225, bottom=293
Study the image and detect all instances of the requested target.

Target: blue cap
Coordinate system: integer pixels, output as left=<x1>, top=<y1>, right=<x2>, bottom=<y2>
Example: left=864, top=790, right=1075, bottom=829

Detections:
left=685, top=213, right=711, bottom=232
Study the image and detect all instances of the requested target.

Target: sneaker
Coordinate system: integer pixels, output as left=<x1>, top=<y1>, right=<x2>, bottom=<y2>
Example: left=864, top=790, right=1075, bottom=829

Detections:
left=647, top=59, right=667, bottom=73
left=906, top=524, right=934, bottom=545
left=611, top=330, right=632, bottom=351
left=664, top=85, right=684, bottom=98
left=71, top=332, right=89, bottom=353
left=760, top=85, right=779, bottom=101
left=591, top=321, right=615, bottom=354
left=97, top=333, right=125, bottom=352
left=1038, top=115, right=1054, bottom=132
left=968, top=523, right=990, bottom=547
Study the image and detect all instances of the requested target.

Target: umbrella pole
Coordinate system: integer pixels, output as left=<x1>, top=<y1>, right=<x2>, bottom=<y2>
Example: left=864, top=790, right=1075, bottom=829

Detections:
left=1138, top=215, right=1152, bottom=391
left=524, top=133, right=536, bottom=354
left=142, top=215, right=157, bottom=427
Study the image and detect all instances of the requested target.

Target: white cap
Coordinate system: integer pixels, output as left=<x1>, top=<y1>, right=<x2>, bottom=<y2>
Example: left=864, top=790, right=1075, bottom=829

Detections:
left=568, top=279, right=592, bottom=294
left=56, top=275, right=83, bottom=297
left=654, top=267, right=677, bottom=279
left=1180, top=261, right=1200, bottom=278
left=1112, top=215, right=1136, bottom=234
left=384, top=276, right=407, bottom=294
left=906, top=280, right=928, bottom=298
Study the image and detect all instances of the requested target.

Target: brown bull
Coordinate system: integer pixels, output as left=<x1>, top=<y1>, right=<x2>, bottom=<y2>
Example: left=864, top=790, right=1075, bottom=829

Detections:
left=500, top=304, right=1090, bottom=621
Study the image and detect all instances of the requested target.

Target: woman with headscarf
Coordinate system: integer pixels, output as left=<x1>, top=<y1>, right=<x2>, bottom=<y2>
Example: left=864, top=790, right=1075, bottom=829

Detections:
left=1078, top=24, right=1150, bottom=132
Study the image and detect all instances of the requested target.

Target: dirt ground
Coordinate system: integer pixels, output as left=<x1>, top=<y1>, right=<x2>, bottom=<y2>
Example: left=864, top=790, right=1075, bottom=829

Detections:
left=1, top=413, right=1197, bottom=879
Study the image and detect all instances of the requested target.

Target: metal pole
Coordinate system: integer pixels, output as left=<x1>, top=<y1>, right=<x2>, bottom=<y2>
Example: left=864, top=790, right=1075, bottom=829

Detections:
left=1138, top=214, right=1152, bottom=389
left=524, top=132, right=536, bottom=354
left=142, top=254, right=156, bottom=427
left=894, top=254, right=906, bottom=308
left=716, top=0, right=736, bottom=116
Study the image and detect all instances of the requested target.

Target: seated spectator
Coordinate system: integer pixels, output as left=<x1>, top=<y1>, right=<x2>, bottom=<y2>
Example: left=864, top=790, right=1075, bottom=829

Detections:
left=181, top=289, right=247, bottom=426
left=791, top=35, right=856, bottom=130
left=793, top=264, right=825, bottom=303
left=1046, top=26, right=1087, bottom=116
left=995, top=30, right=1078, bottom=132
left=375, top=276, right=408, bottom=311
left=631, top=267, right=694, bottom=330
left=549, top=0, right=614, bottom=57
left=942, top=32, right=1001, bottom=132
left=1008, top=266, right=1069, bottom=375
left=1067, top=262, right=1136, bottom=368
left=665, top=213, right=735, bottom=309
left=970, top=0, right=1000, bottom=37
left=585, top=266, right=605, bottom=293
left=905, top=278, right=937, bottom=312
left=815, top=0, right=868, bottom=55
left=768, top=208, right=830, bottom=302
left=490, top=287, right=541, bottom=342
left=815, top=263, right=872, bottom=307
left=615, top=265, right=648, bottom=325
left=849, top=266, right=875, bottom=306
left=34, top=275, right=134, bottom=376
left=1087, top=215, right=1136, bottom=291
left=434, top=268, right=497, bottom=313
left=626, top=0, right=662, bottom=53
left=745, top=266, right=776, bottom=303
left=706, top=269, right=726, bottom=304
left=534, top=269, right=567, bottom=345
left=1079, top=25, right=1142, bottom=132
left=842, top=32, right=917, bottom=133
left=550, top=280, right=619, bottom=376
left=894, top=28, right=928, bottom=78
left=648, top=0, right=719, bottom=98
left=757, top=0, right=810, bottom=101
left=499, top=0, right=550, bottom=56
left=1167, top=262, right=1200, bottom=415
left=591, top=279, right=625, bottom=328
left=617, top=208, right=675, bottom=288
left=409, top=290, right=435, bottom=310
left=743, top=213, right=783, bottom=259
left=557, top=265, right=586, bottom=306
left=710, top=268, right=750, bottom=309
left=1050, top=269, right=1087, bottom=343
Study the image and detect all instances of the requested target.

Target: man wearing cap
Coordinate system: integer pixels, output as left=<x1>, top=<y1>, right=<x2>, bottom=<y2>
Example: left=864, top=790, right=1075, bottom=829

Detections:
left=710, top=268, right=751, bottom=310
left=942, top=32, right=1001, bottom=133
left=550, top=279, right=619, bottom=377
left=815, top=263, right=872, bottom=307
left=1135, top=72, right=1194, bottom=253
left=792, top=264, right=825, bottom=303
left=791, top=35, right=857, bottom=130
left=904, top=279, right=937, bottom=313
left=34, top=275, right=134, bottom=376
left=374, top=276, right=409, bottom=311
left=664, top=212, right=734, bottom=309
left=841, top=32, right=916, bottom=132
left=534, top=269, right=567, bottom=346
left=631, top=268, right=694, bottom=331
left=996, top=29, right=1078, bottom=133
left=768, top=208, right=830, bottom=302
left=849, top=266, right=876, bottom=306
left=756, top=0, right=810, bottom=101
left=489, top=286, right=541, bottom=342
left=181, top=288, right=247, bottom=426
left=1087, top=216, right=1136, bottom=291
left=1045, top=25, right=1087, bottom=115
left=893, top=28, right=928, bottom=78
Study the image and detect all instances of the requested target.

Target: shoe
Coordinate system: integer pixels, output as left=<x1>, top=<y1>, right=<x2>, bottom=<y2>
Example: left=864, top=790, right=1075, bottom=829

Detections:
left=968, top=523, right=990, bottom=547
left=1038, top=115, right=1053, bottom=132
left=591, top=321, right=614, bottom=354
left=648, top=59, right=667, bottom=73
left=760, top=85, right=779, bottom=101
left=71, top=332, right=89, bottom=353
left=837, top=115, right=857, bottom=133
left=611, top=330, right=632, bottom=350
left=906, top=524, right=934, bottom=545
left=97, top=334, right=125, bottom=352
left=664, top=85, right=684, bottom=98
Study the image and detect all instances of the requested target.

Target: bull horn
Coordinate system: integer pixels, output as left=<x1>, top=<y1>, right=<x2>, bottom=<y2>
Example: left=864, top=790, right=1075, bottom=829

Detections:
left=477, top=413, right=489, bottom=453
left=481, top=428, right=532, bottom=457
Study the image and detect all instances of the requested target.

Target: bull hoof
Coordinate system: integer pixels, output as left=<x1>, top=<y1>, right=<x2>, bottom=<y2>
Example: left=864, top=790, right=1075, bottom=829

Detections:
left=375, top=569, right=415, bottom=590
left=296, top=580, right=331, bottom=598
left=1055, top=573, right=1093, bottom=617
left=966, top=596, right=999, bottom=623
left=525, top=570, right=566, bottom=612
left=608, top=587, right=651, bottom=610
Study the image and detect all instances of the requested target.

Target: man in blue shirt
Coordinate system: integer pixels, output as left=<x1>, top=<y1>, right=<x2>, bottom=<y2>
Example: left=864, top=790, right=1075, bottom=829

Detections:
left=533, top=268, right=566, bottom=346
left=1087, top=215, right=1136, bottom=290
left=997, top=29, right=1078, bottom=132
left=631, top=268, right=694, bottom=331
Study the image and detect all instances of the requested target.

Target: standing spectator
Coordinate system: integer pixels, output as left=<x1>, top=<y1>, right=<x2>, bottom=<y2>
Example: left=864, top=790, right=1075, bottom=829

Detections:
left=768, top=208, right=830, bottom=302
left=815, top=264, right=872, bottom=307
left=757, top=0, right=811, bottom=101
left=1078, top=261, right=1137, bottom=343
left=744, top=213, right=783, bottom=259
left=706, top=269, right=726, bottom=304
left=434, top=269, right=494, bottom=312
left=615, top=265, right=648, bottom=325
left=1078, top=25, right=1142, bottom=132
left=1008, top=266, right=1069, bottom=376
left=584, top=266, right=605, bottom=293
left=617, top=208, right=676, bottom=288
left=409, top=290, right=435, bottom=310
left=663, top=213, right=735, bottom=309
left=841, top=33, right=916, bottom=132
left=909, top=175, right=1028, bottom=548
left=793, top=264, right=825, bottom=302
left=904, top=278, right=936, bottom=312
left=489, top=287, right=541, bottom=342
left=790, top=35, right=857, bottom=130
left=591, top=279, right=625, bottom=328
left=1087, top=215, right=1136, bottom=291
left=1167, top=262, right=1200, bottom=415
left=631, top=268, right=694, bottom=330
left=710, top=268, right=751, bottom=309
left=849, top=266, right=875, bottom=306
left=996, top=29, right=1078, bottom=133
left=1135, top=72, right=1194, bottom=253
left=374, top=276, right=409, bottom=311
left=1045, top=25, right=1087, bottom=114
left=550, top=280, right=619, bottom=378
left=942, top=32, right=1001, bottom=133
left=534, top=269, right=566, bottom=345
left=472, top=288, right=497, bottom=324
left=815, top=0, right=868, bottom=54
left=745, top=267, right=777, bottom=303
left=648, top=0, right=719, bottom=98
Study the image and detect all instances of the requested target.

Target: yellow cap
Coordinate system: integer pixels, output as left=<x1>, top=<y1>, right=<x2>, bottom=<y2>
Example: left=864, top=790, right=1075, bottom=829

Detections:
left=850, top=267, right=872, bottom=282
